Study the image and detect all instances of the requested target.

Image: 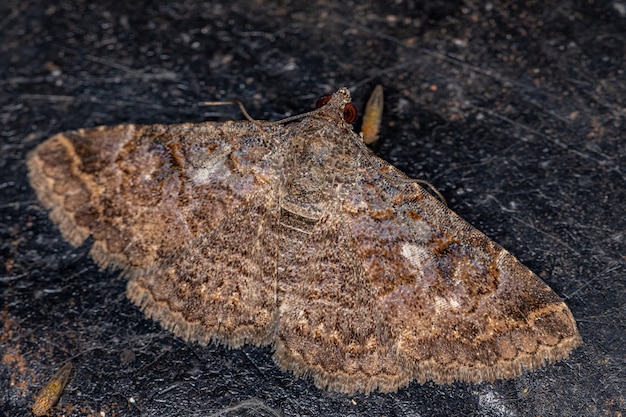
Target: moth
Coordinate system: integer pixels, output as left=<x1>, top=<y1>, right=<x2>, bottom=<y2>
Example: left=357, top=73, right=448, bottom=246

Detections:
left=27, top=88, right=581, bottom=394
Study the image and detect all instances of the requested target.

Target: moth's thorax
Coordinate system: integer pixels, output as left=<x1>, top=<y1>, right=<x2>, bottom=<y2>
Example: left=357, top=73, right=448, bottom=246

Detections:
left=280, top=116, right=361, bottom=216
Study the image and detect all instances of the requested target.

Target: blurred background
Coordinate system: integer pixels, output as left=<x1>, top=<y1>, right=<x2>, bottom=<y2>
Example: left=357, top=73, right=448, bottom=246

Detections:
left=1, top=1, right=624, bottom=416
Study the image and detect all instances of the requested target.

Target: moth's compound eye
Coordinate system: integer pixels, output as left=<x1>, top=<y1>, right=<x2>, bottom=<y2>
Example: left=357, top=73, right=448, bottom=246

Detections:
left=343, top=103, right=357, bottom=124
left=315, top=95, right=357, bottom=124
left=315, top=95, right=332, bottom=108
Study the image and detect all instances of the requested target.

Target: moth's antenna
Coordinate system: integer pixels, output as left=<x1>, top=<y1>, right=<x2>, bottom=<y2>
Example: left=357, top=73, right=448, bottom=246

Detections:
left=201, top=100, right=257, bottom=122
left=413, top=179, right=447, bottom=206
left=201, top=100, right=323, bottom=124
left=272, top=108, right=323, bottom=125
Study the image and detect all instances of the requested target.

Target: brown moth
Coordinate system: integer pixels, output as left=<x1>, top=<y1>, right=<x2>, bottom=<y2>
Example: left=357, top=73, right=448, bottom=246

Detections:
left=27, top=88, right=581, bottom=394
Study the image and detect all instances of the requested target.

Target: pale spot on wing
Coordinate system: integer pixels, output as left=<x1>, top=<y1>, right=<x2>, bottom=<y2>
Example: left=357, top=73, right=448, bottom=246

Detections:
left=496, top=248, right=508, bottom=266
left=189, top=145, right=233, bottom=185
left=434, top=295, right=461, bottom=312
left=413, top=220, right=434, bottom=237
left=401, top=242, right=429, bottom=269
left=190, top=159, right=229, bottom=185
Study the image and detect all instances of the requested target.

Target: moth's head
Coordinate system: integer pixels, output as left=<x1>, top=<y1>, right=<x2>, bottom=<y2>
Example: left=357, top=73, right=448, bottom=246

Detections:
left=314, top=87, right=358, bottom=125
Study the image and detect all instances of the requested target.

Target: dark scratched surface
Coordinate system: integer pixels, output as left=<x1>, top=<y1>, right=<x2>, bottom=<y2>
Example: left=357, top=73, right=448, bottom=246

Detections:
left=1, top=1, right=624, bottom=416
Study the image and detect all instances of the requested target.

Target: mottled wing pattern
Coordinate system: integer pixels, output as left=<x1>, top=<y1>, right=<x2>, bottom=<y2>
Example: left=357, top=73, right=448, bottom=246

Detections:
left=128, top=186, right=280, bottom=347
left=28, top=87, right=581, bottom=394
left=275, top=209, right=412, bottom=393
left=275, top=138, right=581, bottom=394
left=27, top=122, right=282, bottom=346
